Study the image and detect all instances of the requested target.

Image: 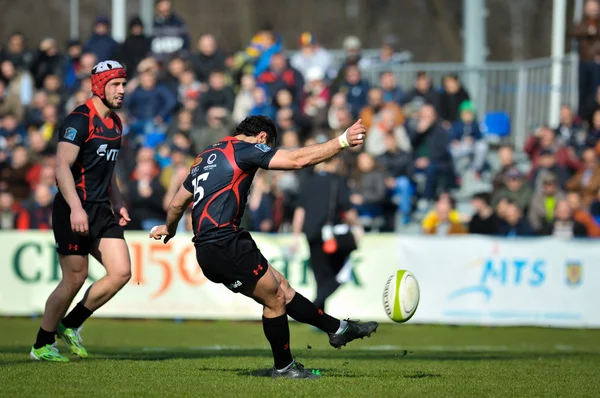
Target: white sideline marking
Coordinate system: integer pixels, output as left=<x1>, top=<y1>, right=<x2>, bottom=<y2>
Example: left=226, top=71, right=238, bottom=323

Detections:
left=136, top=344, right=581, bottom=353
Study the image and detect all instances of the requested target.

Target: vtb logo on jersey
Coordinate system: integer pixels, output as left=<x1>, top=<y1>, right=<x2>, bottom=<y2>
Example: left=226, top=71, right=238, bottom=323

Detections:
left=97, top=144, right=120, bottom=161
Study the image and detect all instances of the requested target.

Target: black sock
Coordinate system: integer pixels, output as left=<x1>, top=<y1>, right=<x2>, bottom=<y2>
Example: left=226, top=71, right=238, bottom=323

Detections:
left=61, top=303, right=93, bottom=329
left=34, top=327, right=56, bottom=349
left=262, top=314, right=293, bottom=370
left=286, top=293, right=340, bottom=334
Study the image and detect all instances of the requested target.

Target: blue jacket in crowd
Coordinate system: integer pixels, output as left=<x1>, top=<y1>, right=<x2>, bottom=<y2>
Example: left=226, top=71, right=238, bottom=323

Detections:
left=125, top=84, right=177, bottom=121
left=84, top=34, right=119, bottom=62
left=451, top=120, right=483, bottom=142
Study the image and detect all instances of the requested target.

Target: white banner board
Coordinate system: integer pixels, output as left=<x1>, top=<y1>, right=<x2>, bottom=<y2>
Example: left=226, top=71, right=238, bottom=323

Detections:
left=0, top=232, right=597, bottom=327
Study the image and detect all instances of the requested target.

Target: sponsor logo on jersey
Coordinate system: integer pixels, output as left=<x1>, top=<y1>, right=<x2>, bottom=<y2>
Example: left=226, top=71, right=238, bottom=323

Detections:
left=64, top=127, right=77, bottom=141
left=96, top=144, right=120, bottom=161
left=255, top=143, right=271, bottom=152
left=207, top=153, right=217, bottom=164
left=192, top=156, right=202, bottom=168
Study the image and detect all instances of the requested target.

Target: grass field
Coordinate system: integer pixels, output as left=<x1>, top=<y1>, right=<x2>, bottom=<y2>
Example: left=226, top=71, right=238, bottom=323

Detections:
left=2, top=318, right=600, bottom=397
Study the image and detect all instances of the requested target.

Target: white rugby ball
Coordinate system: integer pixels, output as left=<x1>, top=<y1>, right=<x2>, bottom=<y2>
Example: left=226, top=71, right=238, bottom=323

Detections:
left=383, top=270, right=420, bottom=323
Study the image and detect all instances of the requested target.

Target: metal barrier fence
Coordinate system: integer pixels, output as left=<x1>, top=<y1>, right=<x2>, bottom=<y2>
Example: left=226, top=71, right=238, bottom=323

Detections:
left=298, top=50, right=579, bottom=150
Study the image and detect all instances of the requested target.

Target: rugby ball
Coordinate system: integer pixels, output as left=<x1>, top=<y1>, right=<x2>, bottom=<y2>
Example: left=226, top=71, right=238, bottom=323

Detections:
left=383, top=270, right=420, bottom=323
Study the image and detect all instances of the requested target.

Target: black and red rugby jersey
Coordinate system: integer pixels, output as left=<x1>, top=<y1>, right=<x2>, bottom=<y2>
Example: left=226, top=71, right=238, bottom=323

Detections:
left=183, top=136, right=277, bottom=244
left=57, top=99, right=123, bottom=203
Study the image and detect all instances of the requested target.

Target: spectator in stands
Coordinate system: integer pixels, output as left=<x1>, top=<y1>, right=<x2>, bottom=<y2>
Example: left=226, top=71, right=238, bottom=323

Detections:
left=191, top=34, right=226, bottom=85
left=117, top=17, right=151, bottom=77
left=327, top=92, right=348, bottom=130
left=540, top=199, right=587, bottom=238
left=30, top=38, right=63, bottom=90
left=556, top=104, right=586, bottom=154
left=527, top=174, right=566, bottom=234
left=468, top=192, right=500, bottom=235
left=359, top=87, right=404, bottom=131
left=166, top=109, right=199, bottom=144
left=1, top=59, right=33, bottom=108
left=361, top=35, right=410, bottom=70
left=330, top=35, right=363, bottom=93
left=248, top=86, right=276, bottom=120
left=492, top=167, right=533, bottom=213
left=492, top=144, right=517, bottom=194
left=248, top=171, right=274, bottom=232
left=572, top=0, right=600, bottom=116
left=64, top=52, right=96, bottom=95
left=422, top=193, right=466, bottom=235
left=192, top=107, right=235, bottom=153
left=376, top=134, right=414, bottom=226
left=161, top=56, right=186, bottom=95
left=42, top=74, right=65, bottom=108
left=1, top=32, right=33, bottom=71
left=402, top=71, right=440, bottom=117
left=231, top=26, right=282, bottom=80
left=440, top=74, right=470, bottom=124
left=151, top=0, right=190, bottom=61
left=496, top=200, right=535, bottom=237
left=338, top=64, right=369, bottom=118
left=0, top=80, right=25, bottom=125
left=1, top=112, right=25, bottom=148
left=201, top=70, right=235, bottom=113
left=450, top=100, right=487, bottom=176
left=379, top=71, right=404, bottom=105
left=274, top=88, right=311, bottom=138
left=409, top=104, right=454, bottom=204
left=567, top=190, right=600, bottom=236
left=302, top=68, right=330, bottom=128
left=566, top=147, right=600, bottom=208
left=525, top=125, right=582, bottom=175
left=84, top=17, right=119, bottom=62
left=63, top=40, right=83, bottom=93
left=233, top=74, right=256, bottom=123
left=0, top=190, right=16, bottom=229
left=257, top=52, right=304, bottom=106
left=582, top=85, right=600, bottom=126
left=39, top=104, right=58, bottom=142
left=0, top=145, right=32, bottom=201
left=365, top=107, right=410, bottom=157
left=591, top=188, right=600, bottom=221
left=290, top=32, right=333, bottom=81
left=14, top=183, right=53, bottom=230
left=125, top=69, right=177, bottom=138
left=350, top=152, right=386, bottom=231
left=125, top=149, right=166, bottom=230
left=25, top=90, right=48, bottom=127
left=587, top=109, right=600, bottom=149
left=176, top=65, right=202, bottom=106
left=529, top=149, right=570, bottom=192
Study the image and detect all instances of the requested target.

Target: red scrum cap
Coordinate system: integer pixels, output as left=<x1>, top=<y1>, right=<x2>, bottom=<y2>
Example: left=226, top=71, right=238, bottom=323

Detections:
left=91, top=60, right=127, bottom=99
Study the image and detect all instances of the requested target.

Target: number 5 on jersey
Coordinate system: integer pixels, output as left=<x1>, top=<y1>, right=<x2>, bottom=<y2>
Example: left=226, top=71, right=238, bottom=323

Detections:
left=191, top=172, right=209, bottom=208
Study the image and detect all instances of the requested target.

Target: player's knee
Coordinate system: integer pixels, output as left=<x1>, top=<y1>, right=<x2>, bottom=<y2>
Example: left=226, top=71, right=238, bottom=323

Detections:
left=278, top=276, right=296, bottom=303
left=109, top=266, right=131, bottom=287
left=268, top=287, right=286, bottom=311
left=64, top=269, right=88, bottom=289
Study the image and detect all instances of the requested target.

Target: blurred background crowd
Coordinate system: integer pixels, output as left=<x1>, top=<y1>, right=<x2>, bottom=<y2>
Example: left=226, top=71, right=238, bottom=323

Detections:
left=2, top=0, right=600, bottom=239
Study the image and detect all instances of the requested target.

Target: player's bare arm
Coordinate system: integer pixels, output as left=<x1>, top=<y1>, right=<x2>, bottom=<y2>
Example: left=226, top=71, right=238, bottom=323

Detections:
left=267, top=119, right=366, bottom=170
left=149, top=184, right=193, bottom=243
left=55, top=142, right=88, bottom=235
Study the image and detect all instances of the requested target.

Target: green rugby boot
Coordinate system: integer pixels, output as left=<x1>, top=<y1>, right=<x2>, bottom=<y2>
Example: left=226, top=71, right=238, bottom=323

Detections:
left=57, top=323, right=88, bottom=358
left=30, top=343, right=69, bottom=362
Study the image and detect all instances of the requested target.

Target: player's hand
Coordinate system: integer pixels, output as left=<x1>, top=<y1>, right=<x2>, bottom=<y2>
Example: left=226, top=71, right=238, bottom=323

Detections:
left=345, top=119, right=366, bottom=147
left=117, top=207, right=131, bottom=226
left=70, top=206, right=89, bottom=236
left=149, top=224, right=175, bottom=244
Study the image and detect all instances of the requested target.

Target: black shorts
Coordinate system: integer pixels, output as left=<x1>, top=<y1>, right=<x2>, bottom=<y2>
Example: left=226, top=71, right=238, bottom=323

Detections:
left=53, top=193, right=124, bottom=256
left=195, top=231, right=269, bottom=293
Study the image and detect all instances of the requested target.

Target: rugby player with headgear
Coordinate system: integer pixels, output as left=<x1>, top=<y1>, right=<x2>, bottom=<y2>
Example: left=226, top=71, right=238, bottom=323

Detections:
left=30, top=61, right=132, bottom=362
left=150, top=115, right=378, bottom=378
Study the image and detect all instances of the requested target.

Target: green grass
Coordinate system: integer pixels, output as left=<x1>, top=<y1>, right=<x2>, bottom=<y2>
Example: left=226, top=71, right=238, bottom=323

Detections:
left=2, top=318, right=600, bottom=397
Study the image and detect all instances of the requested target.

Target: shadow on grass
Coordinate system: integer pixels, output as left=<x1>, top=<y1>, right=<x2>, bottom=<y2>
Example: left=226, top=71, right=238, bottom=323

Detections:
left=2, top=346, right=600, bottom=366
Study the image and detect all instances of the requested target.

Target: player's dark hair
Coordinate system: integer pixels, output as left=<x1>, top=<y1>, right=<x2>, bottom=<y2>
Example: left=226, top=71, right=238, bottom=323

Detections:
left=235, top=115, right=278, bottom=146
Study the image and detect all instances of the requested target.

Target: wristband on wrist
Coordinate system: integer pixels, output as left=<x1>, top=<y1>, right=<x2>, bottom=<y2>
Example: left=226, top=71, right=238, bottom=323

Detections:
left=338, top=129, right=349, bottom=148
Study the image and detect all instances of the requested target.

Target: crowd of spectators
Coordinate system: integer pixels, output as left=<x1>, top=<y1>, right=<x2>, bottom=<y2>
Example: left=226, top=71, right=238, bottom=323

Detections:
left=2, top=0, right=600, bottom=239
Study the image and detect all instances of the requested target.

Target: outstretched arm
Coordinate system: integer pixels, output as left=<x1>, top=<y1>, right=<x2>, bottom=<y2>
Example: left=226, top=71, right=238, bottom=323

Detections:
left=268, top=119, right=366, bottom=170
left=149, top=185, right=193, bottom=243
